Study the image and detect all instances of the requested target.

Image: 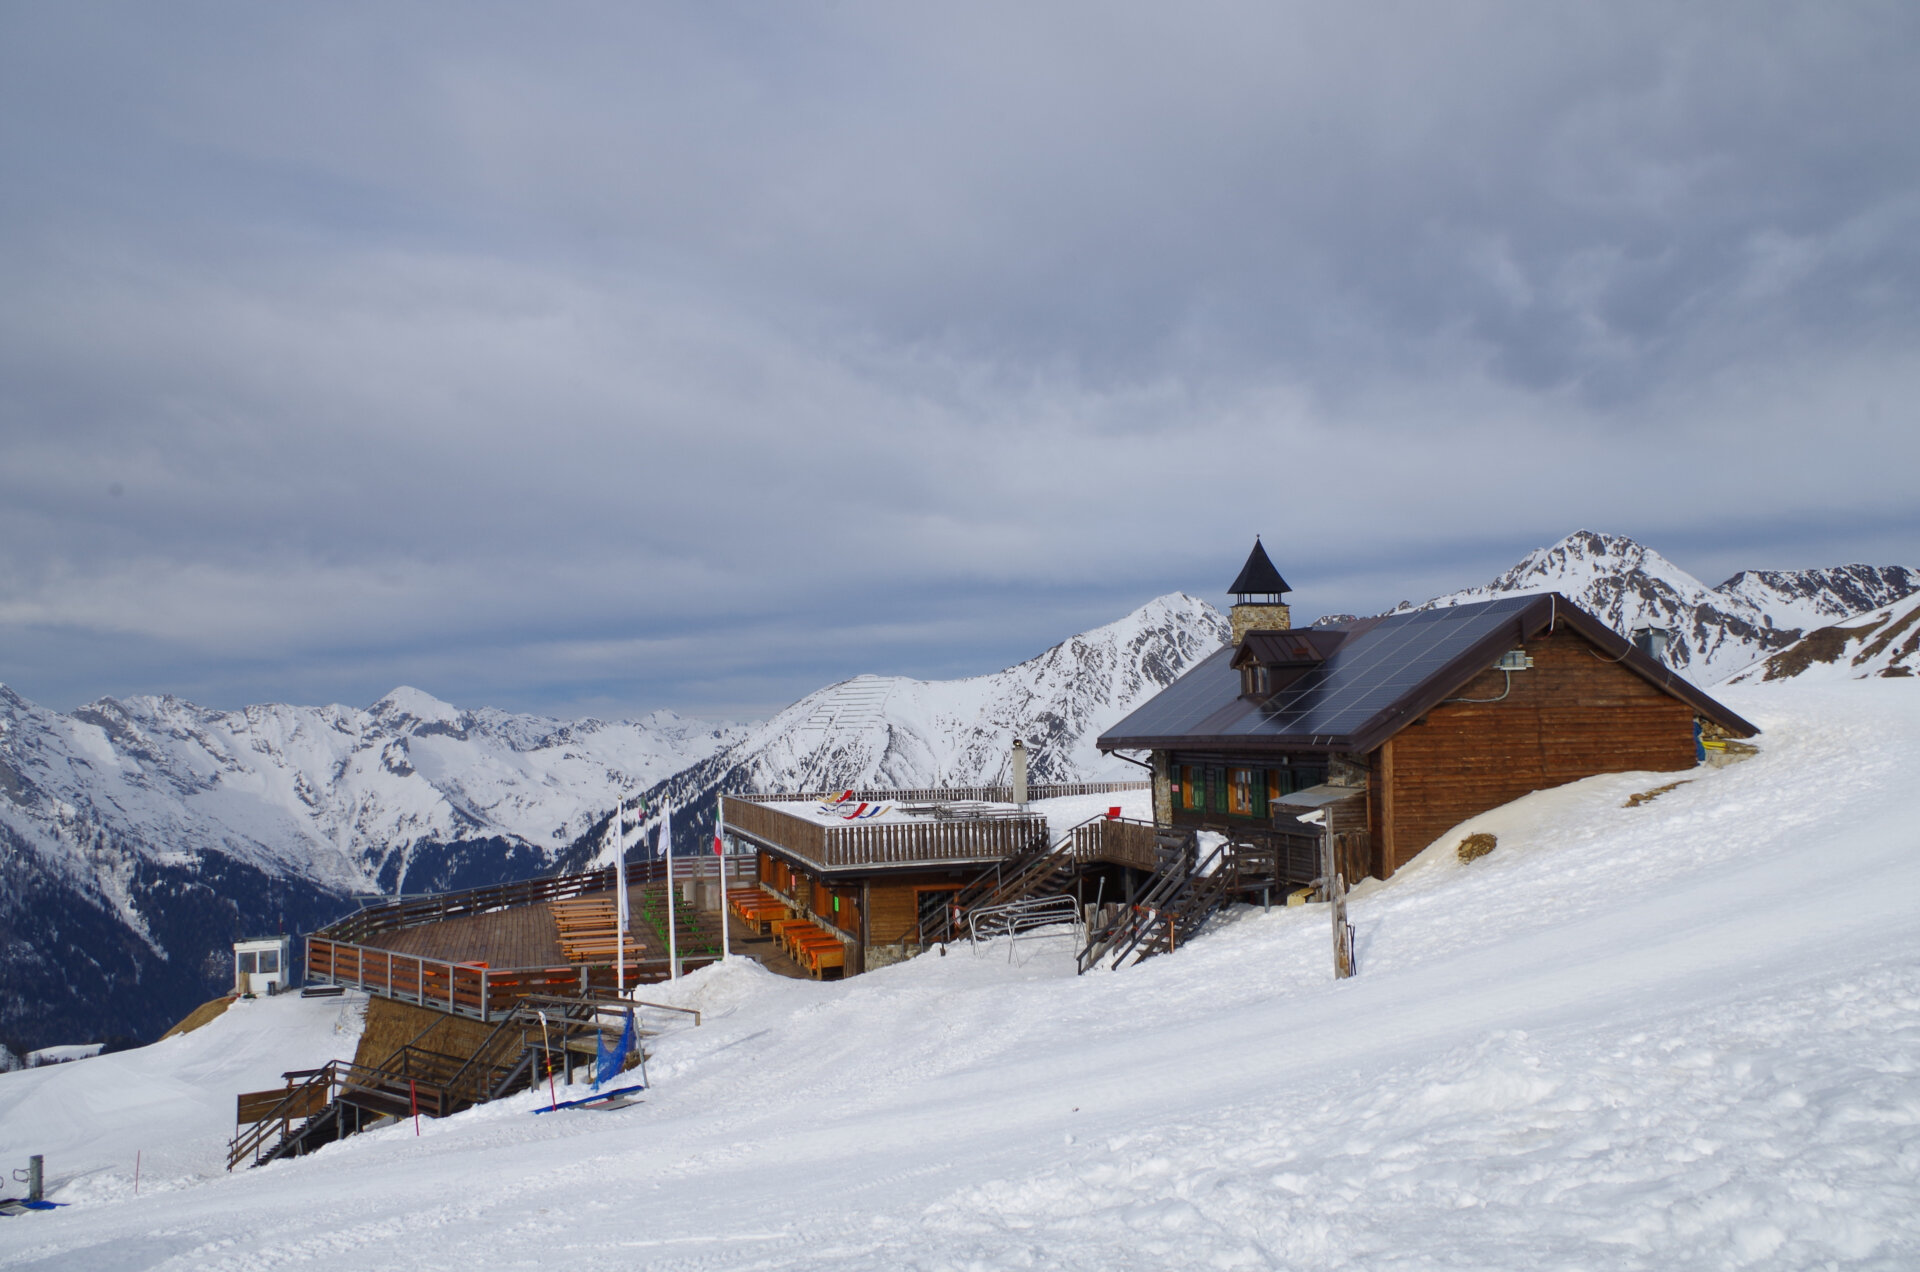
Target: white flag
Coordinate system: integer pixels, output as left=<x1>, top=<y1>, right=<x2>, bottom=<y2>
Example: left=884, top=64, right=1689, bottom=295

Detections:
left=614, top=800, right=630, bottom=929
left=659, top=803, right=673, bottom=858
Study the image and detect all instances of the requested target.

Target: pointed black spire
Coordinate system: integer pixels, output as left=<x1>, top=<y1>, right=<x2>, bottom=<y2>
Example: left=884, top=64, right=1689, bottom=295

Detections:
left=1227, top=537, right=1290, bottom=600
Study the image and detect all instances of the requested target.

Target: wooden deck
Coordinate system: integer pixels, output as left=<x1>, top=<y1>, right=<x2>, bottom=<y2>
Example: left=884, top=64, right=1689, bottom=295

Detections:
left=355, top=883, right=794, bottom=976
left=368, top=900, right=564, bottom=967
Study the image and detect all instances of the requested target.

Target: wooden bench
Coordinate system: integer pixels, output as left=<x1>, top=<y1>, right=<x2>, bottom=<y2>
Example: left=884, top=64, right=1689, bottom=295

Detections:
left=768, top=918, right=817, bottom=953
left=802, top=942, right=846, bottom=979
left=787, top=933, right=844, bottom=969
left=730, top=894, right=790, bottom=934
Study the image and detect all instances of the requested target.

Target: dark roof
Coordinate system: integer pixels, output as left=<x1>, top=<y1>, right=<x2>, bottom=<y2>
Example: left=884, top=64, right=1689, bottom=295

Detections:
left=1232, top=629, right=1345, bottom=669
left=1227, top=538, right=1290, bottom=597
left=1098, top=592, right=1758, bottom=755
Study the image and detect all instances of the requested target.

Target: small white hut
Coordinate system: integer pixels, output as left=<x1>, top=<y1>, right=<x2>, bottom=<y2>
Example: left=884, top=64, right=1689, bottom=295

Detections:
left=233, top=935, right=293, bottom=996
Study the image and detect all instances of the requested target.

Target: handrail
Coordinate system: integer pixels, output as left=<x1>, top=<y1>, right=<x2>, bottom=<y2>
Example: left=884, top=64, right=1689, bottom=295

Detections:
left=228, top=1064, right=331, bottom=1170
left=724, top=799, right=1051, bottom=872
left=318, top=856, right=755, bottom=946
left=305, top=930, right=723, bottom=1021
left=732, top=779, right=1147, bottom=805
left=1091, top=842, right=1235, bottom=972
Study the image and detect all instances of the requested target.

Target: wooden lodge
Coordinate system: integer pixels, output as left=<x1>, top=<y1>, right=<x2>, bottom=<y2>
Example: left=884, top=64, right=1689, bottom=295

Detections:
left=1096, top=539, right=1762, bottom=881
left=717, top=781, right=1150, bottom=975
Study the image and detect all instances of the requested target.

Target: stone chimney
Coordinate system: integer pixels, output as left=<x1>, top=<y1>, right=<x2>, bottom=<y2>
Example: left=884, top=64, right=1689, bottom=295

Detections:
left=1227, top=537, right=1291, bottom=643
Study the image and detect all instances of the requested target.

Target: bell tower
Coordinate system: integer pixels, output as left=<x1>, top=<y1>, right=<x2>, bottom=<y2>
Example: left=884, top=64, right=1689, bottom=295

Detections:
left=1227, top=537, right=1291, bottom=643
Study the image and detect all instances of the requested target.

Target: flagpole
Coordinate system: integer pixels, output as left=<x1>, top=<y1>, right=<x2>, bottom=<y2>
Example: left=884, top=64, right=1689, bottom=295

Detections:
left=716, top=795, right=730, bottom=961
left=663, top=802, right=679, bottom=979
left=614, top=799, right=628, bottom=998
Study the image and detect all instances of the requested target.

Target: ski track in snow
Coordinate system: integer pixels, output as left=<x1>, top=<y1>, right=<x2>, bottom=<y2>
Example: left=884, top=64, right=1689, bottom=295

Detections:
left=3, top=683, right=1919, bottom=1270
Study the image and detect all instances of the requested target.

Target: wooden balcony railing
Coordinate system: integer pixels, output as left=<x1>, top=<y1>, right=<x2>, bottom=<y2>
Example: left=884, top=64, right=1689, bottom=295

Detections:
left=1069, top=816, right=1161, bottom=871
left=722, top=797, right=1051, bottom=871
left=317, top=855, right=755, bottom=946
left=729, top=779, right=1146, bottom=806
left=304, top=935, right=718, bottom=1020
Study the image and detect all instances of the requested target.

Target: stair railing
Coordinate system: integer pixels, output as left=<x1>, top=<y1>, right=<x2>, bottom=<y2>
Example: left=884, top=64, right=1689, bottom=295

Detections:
left=226, top=1062, right=343, bottom=1171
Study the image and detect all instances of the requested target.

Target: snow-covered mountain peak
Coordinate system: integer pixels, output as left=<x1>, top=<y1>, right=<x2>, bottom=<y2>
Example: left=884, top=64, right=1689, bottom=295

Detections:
left=1406, top=531, right=1918, bottom=684
left=369, top=686, right=465, bottom=728
left=1438, top=530, right=1716, bottom=608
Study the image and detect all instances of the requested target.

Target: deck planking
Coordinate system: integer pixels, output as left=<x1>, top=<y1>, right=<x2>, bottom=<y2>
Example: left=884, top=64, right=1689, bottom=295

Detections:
left=368, top=900, right=566, bottom=968
left=355, top=883, right=799, bottom=977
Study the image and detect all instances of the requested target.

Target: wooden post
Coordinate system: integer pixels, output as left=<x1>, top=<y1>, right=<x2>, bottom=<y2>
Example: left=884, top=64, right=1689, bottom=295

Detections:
left=858, top=879, right=871, bottom=975
left=1323, top=823, right=1354, bottom=980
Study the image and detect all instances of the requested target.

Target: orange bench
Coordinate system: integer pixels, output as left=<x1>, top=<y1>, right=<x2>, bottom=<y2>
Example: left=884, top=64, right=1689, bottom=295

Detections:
left=730, top=894, right=790, bottom=931
left=769, top=918, right=816, bottom=951
left=802, top=943, right=846, bottom=979
left=788, top=934, right=844, bottom=970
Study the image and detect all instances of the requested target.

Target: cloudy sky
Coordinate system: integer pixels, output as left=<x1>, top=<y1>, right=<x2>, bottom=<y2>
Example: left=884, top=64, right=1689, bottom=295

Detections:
left=2, top=3, right=1916, bottom=720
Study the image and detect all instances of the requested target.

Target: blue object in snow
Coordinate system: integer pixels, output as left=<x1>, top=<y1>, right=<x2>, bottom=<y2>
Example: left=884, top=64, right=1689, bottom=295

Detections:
left=595, top=1010, right=636, bottom=1088
left=0, top=1199, right=66, bottom=1216
left=532, top=1083, right=646, bottom=1114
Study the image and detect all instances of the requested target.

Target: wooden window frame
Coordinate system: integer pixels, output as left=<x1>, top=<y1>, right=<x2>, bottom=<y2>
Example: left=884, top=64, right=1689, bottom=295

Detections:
left=1228, top=768, right=1255, bottom=816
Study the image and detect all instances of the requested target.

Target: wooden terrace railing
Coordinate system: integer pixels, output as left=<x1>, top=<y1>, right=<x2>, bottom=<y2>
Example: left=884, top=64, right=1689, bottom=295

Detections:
left=1069, top=816, right=1162, bottom=871
left=318, top=856, right=755, bottom=946
left=305, top=936, right=720, bottom=1020
left=722, top=797, right=1050, bottom=871
left=729, top=779, right=1147, bottom=805
left=305, top=937, right=594, bottom=1019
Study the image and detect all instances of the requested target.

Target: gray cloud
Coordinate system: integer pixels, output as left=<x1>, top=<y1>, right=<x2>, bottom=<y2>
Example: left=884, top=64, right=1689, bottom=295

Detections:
left=2, top=2, right=1916, bottom=717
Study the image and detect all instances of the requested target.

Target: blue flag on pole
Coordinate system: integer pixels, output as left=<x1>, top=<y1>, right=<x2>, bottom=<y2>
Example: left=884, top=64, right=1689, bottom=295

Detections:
left=595, top=1010, right=636, bottom=1088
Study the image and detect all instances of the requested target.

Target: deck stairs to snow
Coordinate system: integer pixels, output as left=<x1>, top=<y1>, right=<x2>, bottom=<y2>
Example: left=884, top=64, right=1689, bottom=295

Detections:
left=1078, top=829, right=1240, bottom=973
left=914, top=823, right=1062, bottom=943
left=228, top=994, right=657, bottom=1170
left=933, top=816, right=1317, bottom=964
left=932, top=823, right=1089, bottom=943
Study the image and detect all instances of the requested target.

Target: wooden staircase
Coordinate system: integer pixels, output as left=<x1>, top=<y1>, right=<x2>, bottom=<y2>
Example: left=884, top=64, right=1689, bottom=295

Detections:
left=920, top=820, right=1065, bottom=943
left=1078, top=829, right=1246, bottom=973
left=227, top=996, right=638, bottom=1170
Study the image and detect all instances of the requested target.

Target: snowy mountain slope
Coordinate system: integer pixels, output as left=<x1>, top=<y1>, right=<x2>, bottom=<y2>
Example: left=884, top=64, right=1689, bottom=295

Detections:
left=7, top=682, right=1919, bottom=1270
left=0, top=685, right=746, bottom=1052
left=1400, top=529, right=1918, bottom=683
left=1725, top=592, right=1920, bottom=684
left=0, top=684, right=745, bottom=892
left=576, top=592, right=1229, bottom=863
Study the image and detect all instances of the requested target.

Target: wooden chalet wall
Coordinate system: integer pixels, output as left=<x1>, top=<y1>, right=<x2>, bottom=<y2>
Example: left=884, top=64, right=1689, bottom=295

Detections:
left=1370, top=625, right=1696, bottom=875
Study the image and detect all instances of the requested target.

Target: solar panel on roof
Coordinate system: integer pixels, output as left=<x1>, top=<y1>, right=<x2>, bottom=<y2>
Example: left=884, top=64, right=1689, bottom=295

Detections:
left=1099, top=596, right=1536, bottom=747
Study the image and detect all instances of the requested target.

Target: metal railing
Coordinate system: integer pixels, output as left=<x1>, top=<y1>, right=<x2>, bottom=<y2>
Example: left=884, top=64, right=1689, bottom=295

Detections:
left=968, top=894, right=1082, bottom=945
